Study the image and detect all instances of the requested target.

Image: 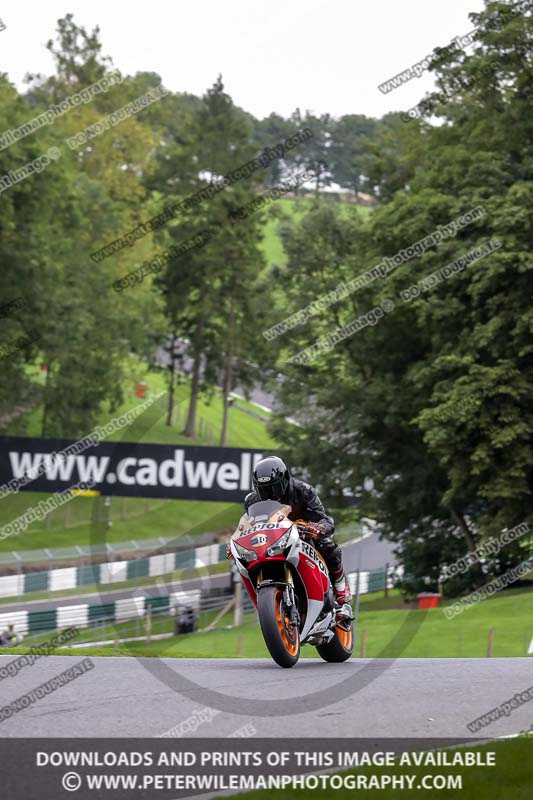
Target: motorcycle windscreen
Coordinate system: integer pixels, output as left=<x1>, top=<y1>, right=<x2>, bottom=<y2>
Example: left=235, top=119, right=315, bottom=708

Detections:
left=247, top=500, right=292, bottom=524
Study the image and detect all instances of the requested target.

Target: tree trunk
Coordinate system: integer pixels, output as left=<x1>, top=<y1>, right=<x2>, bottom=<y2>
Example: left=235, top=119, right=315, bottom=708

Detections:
left=183, top=320, right=204, bottom=438
left=166, top=330, right=177, bottom=427
left=166, top=364, right=175, bottom=427
left=219, top=306, right=236, bottom=447
left=220, top=343, right=233, bottom=447
left=451, top=508, right=484, bottom=581
left=451, top=508, right=477, bottom=553
left=41, top=365, right=51, bottom=437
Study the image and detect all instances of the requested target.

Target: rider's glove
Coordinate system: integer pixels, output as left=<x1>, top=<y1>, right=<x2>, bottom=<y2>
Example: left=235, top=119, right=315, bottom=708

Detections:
left=296, top=521, right=324, bottom=539
left=226, top=543, right=233, bottom=559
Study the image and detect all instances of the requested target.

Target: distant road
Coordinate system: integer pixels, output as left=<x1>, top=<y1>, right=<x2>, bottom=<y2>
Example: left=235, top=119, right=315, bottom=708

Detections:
left=343, top=530, right=397, bottom=572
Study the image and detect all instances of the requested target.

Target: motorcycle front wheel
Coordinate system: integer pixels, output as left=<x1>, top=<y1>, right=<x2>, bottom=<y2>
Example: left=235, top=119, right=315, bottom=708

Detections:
left=258, top=585, right=300, bottom=668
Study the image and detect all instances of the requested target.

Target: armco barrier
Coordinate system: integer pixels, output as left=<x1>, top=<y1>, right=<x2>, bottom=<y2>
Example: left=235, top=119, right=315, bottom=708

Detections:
left=0, top=542, right=227, bottom=599
left=0, top=528, right=357, bottom=599
left=0, top=567, right=395, bottom=638
left=0, top=589, right=202, bottom=638
left=0, top=534, right=217, bottom=568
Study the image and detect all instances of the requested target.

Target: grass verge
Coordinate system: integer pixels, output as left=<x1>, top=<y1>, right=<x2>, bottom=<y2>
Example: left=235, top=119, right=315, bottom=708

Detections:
left=9, top=586, right=533, bottom=661
left=233, top=740, right=533, bottom=800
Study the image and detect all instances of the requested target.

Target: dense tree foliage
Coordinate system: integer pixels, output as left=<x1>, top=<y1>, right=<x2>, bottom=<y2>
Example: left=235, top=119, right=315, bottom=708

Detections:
left=267, top=0, right=533, bottom=596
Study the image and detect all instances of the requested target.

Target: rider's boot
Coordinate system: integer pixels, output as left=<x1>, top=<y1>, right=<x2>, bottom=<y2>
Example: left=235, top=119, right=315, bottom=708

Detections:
left=331, top=566, right=352, bottom=607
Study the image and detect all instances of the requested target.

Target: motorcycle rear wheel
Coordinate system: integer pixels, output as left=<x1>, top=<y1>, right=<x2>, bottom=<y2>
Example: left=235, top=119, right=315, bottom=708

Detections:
left=316, top=619, right=353, bottom=662
left=258, top=585, right=300, bottom=668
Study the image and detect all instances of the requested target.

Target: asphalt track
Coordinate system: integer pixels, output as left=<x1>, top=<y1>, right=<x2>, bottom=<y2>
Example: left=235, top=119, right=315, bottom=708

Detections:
left=1, top=655, right=531, bottom=738
left=0, top=532, right=396, bottom=615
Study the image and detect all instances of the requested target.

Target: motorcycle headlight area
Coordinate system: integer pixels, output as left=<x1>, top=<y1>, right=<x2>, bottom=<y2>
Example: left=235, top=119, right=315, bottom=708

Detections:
left=233, top=541, right=258, bottom=562
left=266, top=529, right=292, bottom=557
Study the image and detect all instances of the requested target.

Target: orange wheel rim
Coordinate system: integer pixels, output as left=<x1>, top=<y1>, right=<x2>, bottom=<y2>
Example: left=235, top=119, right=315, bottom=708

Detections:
left=274, top=588, right=299, bottom=656
left=336, top=624, right=353, bottom=651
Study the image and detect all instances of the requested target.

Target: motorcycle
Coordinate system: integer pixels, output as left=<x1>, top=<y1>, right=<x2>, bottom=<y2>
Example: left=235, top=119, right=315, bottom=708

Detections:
left=230, top=500, right=354, bottom=668
left=0, top=634, right=20, bottom=647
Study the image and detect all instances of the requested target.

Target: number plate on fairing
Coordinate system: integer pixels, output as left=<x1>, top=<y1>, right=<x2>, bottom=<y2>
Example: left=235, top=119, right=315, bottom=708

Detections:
left=250, top=534, right=268, bottom=546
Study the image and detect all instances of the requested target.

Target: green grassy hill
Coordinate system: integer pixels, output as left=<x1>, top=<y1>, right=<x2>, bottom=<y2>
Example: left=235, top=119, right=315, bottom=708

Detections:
left=19, top=360, right=275, bottom=449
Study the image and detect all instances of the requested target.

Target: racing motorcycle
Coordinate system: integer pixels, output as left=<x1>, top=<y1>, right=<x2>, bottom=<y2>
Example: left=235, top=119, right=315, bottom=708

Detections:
left=229, top=500, right=354, bottom=668
left=0, top=633, right=20, bottom=647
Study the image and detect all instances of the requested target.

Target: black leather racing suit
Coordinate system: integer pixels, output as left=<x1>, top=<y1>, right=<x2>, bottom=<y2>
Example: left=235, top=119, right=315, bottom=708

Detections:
left=244, top=477, right=343, bottom=577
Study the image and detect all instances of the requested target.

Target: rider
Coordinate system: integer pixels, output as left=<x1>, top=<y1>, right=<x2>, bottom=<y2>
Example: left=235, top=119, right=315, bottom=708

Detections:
left=243, top=456, right=351, bottom=606
left=0, top=623, right=17, bottom=646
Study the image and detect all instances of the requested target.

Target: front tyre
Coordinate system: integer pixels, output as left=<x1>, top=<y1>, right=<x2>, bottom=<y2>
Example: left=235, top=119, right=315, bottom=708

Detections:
left=258, top=585, right=300, bottom=668
left=316, top=620, right=353, bottom=662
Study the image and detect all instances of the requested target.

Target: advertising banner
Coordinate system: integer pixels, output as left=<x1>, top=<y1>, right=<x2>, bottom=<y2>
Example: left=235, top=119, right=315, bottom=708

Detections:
left=0, top=437, right=266, bottom=501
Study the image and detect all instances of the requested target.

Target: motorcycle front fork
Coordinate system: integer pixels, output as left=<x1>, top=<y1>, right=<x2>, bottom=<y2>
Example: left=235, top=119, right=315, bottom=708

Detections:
left=283, top=565, right=299, bottom=626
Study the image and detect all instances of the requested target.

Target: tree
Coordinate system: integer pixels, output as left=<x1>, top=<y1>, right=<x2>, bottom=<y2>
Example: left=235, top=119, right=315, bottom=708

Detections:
left=361, top=112, right=423, bottom=203
left=0, top=15, right=166, bottom=437
left=155, top=77, right=268, bottom=442
left=329, top=114, right=378, bottom=198
left=288, top=109, right=333, bottom=196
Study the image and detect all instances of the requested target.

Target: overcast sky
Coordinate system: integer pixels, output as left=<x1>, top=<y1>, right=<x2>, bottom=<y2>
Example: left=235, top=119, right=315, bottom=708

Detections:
left=2, top=0, right=484, bottom=120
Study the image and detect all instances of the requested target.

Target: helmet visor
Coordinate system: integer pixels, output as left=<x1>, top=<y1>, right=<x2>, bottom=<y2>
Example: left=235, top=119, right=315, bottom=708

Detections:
left=256, top=476, right=286, bottom=501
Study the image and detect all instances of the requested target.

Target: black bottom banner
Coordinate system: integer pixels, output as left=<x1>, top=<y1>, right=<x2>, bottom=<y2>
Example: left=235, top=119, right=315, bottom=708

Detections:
left=1, top=737, right=531, bottom=799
